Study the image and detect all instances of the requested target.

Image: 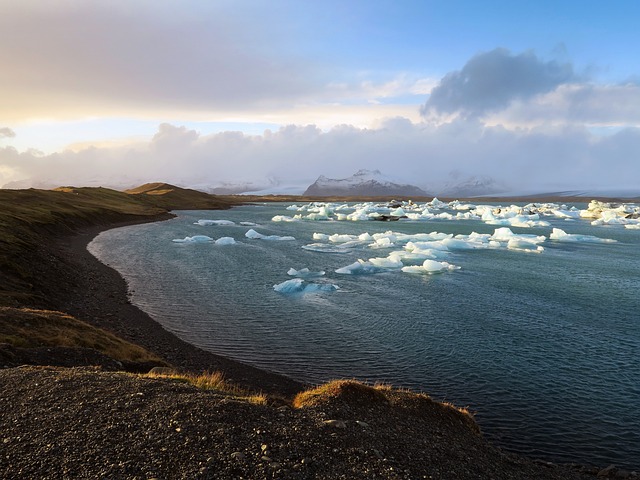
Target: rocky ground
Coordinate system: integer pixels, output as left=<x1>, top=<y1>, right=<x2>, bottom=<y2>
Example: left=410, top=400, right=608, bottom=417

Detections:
left=0, top=367, right=617, bottom=480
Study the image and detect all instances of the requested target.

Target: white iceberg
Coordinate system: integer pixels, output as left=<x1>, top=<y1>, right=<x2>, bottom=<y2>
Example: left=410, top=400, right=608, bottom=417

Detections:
left=215, top=237, right=236, bottom=245
left=287, top=267, right=326, bottom=278
left=401, top=259, right=460, bottom=274
left=172, top=235, right=214, bottom=243
left=194, top=219, right=236, bottom=226
left=335, top=259, right=387, bottom=275
left=273, top=278, right=339, bottom=294
left=245, top=229, right=296, bottom=241
left=549, top=228, right=617, bottom=243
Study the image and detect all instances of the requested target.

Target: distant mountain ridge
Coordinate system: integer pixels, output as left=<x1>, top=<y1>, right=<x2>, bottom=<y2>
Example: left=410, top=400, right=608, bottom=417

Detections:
left=303, top=170, right=430, bottom=197
left=437, top=176, right=508, bottom=198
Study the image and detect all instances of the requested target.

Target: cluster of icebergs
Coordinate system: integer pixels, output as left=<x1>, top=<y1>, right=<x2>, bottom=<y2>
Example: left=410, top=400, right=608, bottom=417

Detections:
left=273, top=198, right=640, bottom=229
left=172, top=197, right=636, bottom=295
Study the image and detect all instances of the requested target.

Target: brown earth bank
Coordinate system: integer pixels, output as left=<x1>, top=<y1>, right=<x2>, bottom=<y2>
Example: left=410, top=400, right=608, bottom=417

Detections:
left=1, top=184, right=635, bottom=478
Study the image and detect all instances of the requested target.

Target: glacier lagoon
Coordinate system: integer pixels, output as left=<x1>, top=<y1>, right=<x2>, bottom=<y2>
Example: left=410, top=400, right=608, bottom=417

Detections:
left=89, top=200, right=640, bottom=469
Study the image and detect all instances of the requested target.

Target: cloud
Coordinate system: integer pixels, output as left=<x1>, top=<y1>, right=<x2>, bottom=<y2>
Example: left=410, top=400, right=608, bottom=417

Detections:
left=0, top=2, right=319, bottom=120
left=421, top=48, right=576, bottom=118
left=2, top=121, right=639, bottom=193
left=0, top=127, right=15, bottom=138
left=493, top=83, right=640, bottom=127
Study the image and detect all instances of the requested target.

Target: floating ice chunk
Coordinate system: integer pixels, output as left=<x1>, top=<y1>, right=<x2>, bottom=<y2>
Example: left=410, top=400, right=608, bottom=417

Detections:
left=429, top=197, right=448, bottom=209
left=549, top=228, right=617, bottom=243
left=401, top=259, right=460, bottom=274
left=301, top=243, right=352, bottom=253
left=507, top=238, right=544, bottom=253
left=335, top=259, right=384, bottom=275
left=272, top=215, right=299, bottom=222
left=195, top=219, right=236, bottom=226
left=625, top=224, right=640, bottom=229
left=368, top=256, right=403, bottom=269
left=273, top=278, right=339, bottom=294
left=245, top=229, right=295, bottom=241
left=389, top=207, right=406, bottom=217
left=489, top=228, right=545, bottom=253
left=329, top=234, right=359, bottom=243
left=215, top=237, right=236, bottom=245
left=240, top=222, right=259, bottom=226
left=551, top=209, right=581, bottom=219
left=490, top=227, right=545, bottom=244
left=172, top=235, right=214, bottom=243
left=287, top=267, right=326, bottom=278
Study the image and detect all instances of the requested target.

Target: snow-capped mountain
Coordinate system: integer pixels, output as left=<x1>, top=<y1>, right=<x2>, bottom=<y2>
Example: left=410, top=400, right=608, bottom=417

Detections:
left=303, top=170, right=430, bottom=197
left=437, top=176, right=508, bottom=197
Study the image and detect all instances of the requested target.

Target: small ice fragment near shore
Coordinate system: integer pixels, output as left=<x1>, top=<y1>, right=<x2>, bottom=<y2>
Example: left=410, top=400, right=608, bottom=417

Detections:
left=287, top=267, right=326, bottom=278
left=172, top=235, right=214, bottom=243
left=195, top=219, right=236, bottom=226
left=273, top=278, right=339, bottom=293
left=215, top=237, right=236, bottom=245
left=245, top=229, right=295, bottom=241
left=550, top=228, right=617, bottom=243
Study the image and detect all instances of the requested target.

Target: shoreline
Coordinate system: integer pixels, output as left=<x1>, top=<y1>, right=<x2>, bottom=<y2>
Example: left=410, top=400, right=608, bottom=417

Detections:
left=52, top=216, right=305, bottom=396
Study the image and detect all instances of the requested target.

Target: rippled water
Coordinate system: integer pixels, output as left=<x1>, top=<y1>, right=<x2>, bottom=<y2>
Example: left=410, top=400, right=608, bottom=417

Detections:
left=89, top=203, right=640, bottom=469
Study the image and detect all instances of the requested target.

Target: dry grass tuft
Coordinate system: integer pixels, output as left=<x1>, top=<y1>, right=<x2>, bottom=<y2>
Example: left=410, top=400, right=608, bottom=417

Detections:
left=143, top=370, right=268, bottom=405
left=293, top=379, right=389, bottom=408
left=0, top=307, right=163, bottom=364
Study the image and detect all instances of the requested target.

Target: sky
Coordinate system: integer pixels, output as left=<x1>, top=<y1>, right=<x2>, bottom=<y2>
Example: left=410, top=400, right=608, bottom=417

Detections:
left=1, top=0, right=639, bottom=194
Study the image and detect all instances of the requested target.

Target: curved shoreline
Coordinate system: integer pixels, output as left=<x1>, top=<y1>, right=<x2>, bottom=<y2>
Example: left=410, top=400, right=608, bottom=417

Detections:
left=53, top=217, right=305, bottom=396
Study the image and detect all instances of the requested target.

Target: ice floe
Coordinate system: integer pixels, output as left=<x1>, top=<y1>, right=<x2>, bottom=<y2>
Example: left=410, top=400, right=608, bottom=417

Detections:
left=245, top=229, right=296, bottom=241
left=195, top=219, right=236, bottom=226
left=335, top=260, right=388, bottom=275
left=172, top=235, right=214, bottom=243
left=549, top=228, right=617, bottom=243
left=287, top=267, right=326, bottom=278
left=273, top=278, right=339, bottom=293
left=215, top=237, right=236, bottom=245
left=401, top=260, right=461, bottom=274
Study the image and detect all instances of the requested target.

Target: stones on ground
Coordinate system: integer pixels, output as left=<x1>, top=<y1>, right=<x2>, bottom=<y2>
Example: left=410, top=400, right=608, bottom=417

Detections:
left=323, top=419, right=346, bottom=428
left=230, top=452, right=246, bottom=462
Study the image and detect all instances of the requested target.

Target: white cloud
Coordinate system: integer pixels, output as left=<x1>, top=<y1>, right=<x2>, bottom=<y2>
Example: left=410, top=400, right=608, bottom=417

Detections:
left=0, top=127, right=16, bottom=139
left=492, top=83, right=640, bottom=127
left=421, top=48, right=576, bottom=119
left=3, top=121, right=639, bottom=193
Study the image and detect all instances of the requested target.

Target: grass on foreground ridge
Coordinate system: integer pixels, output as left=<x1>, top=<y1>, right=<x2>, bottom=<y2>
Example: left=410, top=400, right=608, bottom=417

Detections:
left=293, top=379, right=478, bottom=431
left=142, top=370, right=268, bottom=405
left=0, top=306, right=163, bottom=364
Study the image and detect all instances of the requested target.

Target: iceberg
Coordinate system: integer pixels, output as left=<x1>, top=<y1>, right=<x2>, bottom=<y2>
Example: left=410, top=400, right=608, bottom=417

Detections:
left=335, top=259, right=387, bottom=275
left=194, top=219, right=236, bottom=226
left=272, top=215, right=300, bottom=222
left=273, top=278, right=339, bottom=294
left=301, top=243, right=353, bottom=253
left=401, top=259, right=460, bottom=274
left=245, top=229, right=296, bottom=241
left=215, top=237, right=236, bottom=245
left=287, top=267, right=326, bottom=278
left=172, top=235, right=214, bottom=243
left=549, top=228, right=617, bottom=243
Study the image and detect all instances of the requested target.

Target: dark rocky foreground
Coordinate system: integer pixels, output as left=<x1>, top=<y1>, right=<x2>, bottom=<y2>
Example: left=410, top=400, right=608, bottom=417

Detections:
left=0, top=367, right=613, bottom=480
